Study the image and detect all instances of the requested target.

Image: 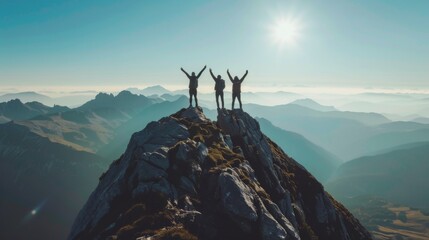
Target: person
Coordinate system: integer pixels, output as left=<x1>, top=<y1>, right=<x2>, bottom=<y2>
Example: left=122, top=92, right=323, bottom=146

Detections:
left=227, top=69, right=248, bottom=110
left=181, top=65, right=206, bottom=107
left=209, top=68, right=226, bottom=109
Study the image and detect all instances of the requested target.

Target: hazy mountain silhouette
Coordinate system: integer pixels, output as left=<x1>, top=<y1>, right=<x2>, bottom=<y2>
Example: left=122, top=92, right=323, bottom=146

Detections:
left=367, top=141, right=429, bottom=156
left=149, top=89, right=303, bottom=109
left=127, top=85, right=172, bottom=96
left=338, top=92, right=429, bottom=118
left=0, top=92, right=52, bottom=104
left=256, top=117, right=342, bottom=182
left=412, top=117, right=429, bottom=124
left=327, top=142, right=429, bottom=209
left=0, top=123, right=108, bottom=240
left=244, top=103, right=429, bottom=160
left=289, top=98, right=337, bottom=112
left=160, top=93, right=186, bottom=102
left=0, top=99, right=69, bottom=123
left=0, top=91, right=100, bottom=107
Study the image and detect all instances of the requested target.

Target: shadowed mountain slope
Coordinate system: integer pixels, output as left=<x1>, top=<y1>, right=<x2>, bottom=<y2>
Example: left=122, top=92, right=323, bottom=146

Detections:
left=327, top=142, right=429, bottom=209
left=0, top=123, right=108, bottom=240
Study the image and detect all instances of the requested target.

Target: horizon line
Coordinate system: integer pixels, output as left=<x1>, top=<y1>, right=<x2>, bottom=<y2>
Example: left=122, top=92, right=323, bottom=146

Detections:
left=1, top=84, right=429, bottom=96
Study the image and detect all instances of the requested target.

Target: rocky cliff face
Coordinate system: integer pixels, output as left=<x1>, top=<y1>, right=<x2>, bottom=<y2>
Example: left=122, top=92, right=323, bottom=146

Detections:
left=69, top=108, right=371, bottom=240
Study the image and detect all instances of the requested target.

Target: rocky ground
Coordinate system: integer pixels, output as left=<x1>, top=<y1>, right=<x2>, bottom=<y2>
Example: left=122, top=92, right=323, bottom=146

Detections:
left=68, top=107, right=372, bottom=240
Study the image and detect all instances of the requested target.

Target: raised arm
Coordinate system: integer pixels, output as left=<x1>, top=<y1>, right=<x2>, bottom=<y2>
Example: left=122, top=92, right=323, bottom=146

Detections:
left=197, top=65, right=207, bottom=78
left=181, top=68, right=190, bottom=78
left=209, top=68, right=216, bottom=81
left=227, top=69, right=234, bottom=82
left=240, top=70, right=248, bottom=83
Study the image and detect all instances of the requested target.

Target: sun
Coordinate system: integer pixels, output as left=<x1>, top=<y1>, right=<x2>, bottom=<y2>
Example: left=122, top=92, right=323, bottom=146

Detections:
left=270, top=17, right=302, bottom=48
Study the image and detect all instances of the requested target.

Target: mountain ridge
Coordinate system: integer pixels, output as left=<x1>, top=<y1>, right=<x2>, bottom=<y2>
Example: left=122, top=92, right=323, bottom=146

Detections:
left=69, top=107, right=370, bottom=240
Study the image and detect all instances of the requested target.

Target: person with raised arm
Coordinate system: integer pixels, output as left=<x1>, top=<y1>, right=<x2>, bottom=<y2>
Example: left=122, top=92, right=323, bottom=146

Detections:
left=181, top=65, right=206, bottom=108
left=209, top=68, right=226, bottom=109
left=227, top=69, right=248, bottom=110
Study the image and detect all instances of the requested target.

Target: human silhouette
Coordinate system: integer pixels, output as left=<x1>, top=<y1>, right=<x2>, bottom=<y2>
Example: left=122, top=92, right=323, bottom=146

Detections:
left=181, top=65, right=206, bottom=107
left=227, top=69, right=248, bottom=110
left=209, top=68, right=226, bottom=109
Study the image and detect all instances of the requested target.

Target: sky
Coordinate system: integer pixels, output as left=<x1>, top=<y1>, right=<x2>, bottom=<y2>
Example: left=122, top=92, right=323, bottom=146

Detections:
left=1, top=0, right=428, bottom=92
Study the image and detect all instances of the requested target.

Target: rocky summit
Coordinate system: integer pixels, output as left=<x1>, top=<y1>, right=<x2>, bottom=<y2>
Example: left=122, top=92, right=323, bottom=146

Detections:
left=68, top=108, right=371, bottom=240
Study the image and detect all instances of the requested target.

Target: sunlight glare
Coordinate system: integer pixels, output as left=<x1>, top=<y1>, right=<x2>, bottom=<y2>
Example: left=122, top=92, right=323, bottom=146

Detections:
left=270, top=16, right=302, bottom=48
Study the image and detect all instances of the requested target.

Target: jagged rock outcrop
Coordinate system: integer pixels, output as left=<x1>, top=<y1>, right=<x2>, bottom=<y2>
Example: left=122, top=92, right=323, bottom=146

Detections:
left=69, top=108, right=371, bottom=240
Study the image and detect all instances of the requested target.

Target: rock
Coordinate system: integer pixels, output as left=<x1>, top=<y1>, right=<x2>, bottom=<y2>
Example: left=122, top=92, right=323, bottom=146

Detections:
left=142, top=151, right=169, bottom=170
left=258, top=202, right=288, bottom=240
left=261, top=198, right=299, bottom=240
left=69, top=107, right=372, bottom=240
left=196, top=142, right=209, bottom=164
left=223, top=134, right=234, bottom=149
left=177, top=106, right=208, bottom=123
left=218, top=170, right=258, bottom=233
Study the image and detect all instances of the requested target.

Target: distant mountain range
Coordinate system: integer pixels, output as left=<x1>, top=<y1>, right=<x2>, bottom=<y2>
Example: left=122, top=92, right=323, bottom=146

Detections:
left=327, top=142, right=429, bottom=209
left=0, top=91, right=96, bottom=107
left=1, top=88, right=428, bottom=239
left=289, top=98, right=337, bottom=112
left=128, top=85, right=303, bottom=109
left=0, top=99, right=69, bottom=123
left=244, top=103, right=429, bottom=160
left=2, top=91, right=158, bottom=154
left=256, top=117, right=342, bottom=182
left=0, top=92, right=52, bottom=104
left=127, top=85, right=172, bottom=96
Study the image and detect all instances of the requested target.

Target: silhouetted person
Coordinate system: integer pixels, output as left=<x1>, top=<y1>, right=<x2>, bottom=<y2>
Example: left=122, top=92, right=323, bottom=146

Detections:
left=227, top=69, right=248, bottom=110
left=209, top=68, right=226, bottom=109
left=181, top=65, right=206, bottom=107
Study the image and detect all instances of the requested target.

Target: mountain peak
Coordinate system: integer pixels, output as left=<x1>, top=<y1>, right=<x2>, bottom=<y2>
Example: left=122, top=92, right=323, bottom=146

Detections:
left=94, top=92, right=114, bottom=100
left=79, top=91, right=153, bottom=112
left=289, top=98, right=337, bottom=112
left=126, top=85, right=172, bottom=97
left=69, top=108, right=371, bottom=240
left=144, top=85, right=169, bottom=91
left=6, top=98, right=24, bottom=105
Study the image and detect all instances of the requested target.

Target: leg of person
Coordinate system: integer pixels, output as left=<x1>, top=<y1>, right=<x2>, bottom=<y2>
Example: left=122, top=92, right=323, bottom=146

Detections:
left=194, top=90, right=198, bottom=107
left=189, top=89, right=192, bottom=107
left=238, top=93, right=242, bottom=110
left=232, top=93, right=236, bottom=109
left=216, top=92, right=220, bottom=109
left=220, top=91, right=224, bottom=109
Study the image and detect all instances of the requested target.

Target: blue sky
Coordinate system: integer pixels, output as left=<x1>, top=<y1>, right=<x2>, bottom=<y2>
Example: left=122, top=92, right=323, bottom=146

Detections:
left=1, top=0, right=428, bottom=91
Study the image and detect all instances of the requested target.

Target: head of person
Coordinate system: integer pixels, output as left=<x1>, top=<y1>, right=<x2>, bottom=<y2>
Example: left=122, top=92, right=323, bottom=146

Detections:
left=217, top=75, right=221, bottom=80
left=191, top=72, right=196, bottom=77
left=234, top=76, right=239, bottom=82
